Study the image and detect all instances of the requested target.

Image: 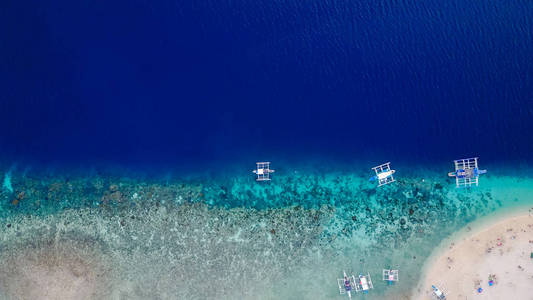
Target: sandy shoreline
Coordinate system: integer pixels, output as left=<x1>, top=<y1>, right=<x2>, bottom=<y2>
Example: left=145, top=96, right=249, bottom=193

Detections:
left=412, top=212, right=533, bottom=300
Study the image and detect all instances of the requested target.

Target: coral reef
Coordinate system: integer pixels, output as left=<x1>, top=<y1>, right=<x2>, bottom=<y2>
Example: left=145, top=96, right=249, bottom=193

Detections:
left=0, top=166, right=530, bottom=299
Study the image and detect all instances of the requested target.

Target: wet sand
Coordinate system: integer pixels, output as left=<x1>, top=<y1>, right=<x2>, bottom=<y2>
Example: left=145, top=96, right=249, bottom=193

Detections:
left=413, top=213, right=533, bottom=300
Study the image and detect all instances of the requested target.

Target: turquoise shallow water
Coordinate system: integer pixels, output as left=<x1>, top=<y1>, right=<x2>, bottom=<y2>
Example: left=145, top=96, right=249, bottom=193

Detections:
left=0, top=164, right=532, bottom=299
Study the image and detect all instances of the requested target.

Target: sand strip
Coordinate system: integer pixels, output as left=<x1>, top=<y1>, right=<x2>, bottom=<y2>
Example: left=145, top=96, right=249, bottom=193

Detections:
left=413, top=213, right=533, bottom=300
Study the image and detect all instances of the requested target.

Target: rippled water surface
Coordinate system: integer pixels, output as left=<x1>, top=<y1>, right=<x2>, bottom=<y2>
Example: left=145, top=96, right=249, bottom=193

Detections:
left=1, top=0, right=532, bottom=299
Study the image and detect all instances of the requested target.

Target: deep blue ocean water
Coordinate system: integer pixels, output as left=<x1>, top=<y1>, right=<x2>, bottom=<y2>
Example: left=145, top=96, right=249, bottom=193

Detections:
left=1, top=0, right=532, bottom=171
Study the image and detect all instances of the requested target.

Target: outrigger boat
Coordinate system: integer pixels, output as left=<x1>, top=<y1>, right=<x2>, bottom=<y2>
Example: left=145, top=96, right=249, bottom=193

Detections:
left=337, top=271, right=356, bottom=298
left=382, top=269, right=399, bottom=285
left=355, top=273, right=373, bottom=294
left=448, top=157, right=486, bottom=187
left=431, top=285, right=447, bottom=299
left=252, top=162, right=275, bottom=181
left=370, top=162, right=396, bottom=186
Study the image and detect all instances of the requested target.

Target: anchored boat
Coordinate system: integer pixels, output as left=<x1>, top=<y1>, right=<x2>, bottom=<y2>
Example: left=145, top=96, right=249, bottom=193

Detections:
left=370, top=162, right=396, bottom=187
left=252, top=162, right=275, bottom=181
left=355, top=273, right=373, bottom=294
left=448, top=157, right=487, bottom=187
left=337, top=271, right=356, bottom=299
left=382, top=269, right=399, bottom=285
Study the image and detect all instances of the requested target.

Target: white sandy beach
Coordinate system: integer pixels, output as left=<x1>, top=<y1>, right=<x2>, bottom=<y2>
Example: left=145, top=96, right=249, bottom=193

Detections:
left=413, top=212, right=533, bottom=300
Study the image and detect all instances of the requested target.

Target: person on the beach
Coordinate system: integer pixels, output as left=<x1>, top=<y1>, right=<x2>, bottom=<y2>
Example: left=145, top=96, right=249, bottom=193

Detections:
left=488, top=274, right=496, bottom=286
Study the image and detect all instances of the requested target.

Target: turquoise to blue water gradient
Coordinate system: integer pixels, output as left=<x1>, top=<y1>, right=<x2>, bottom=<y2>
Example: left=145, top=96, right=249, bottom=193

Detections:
left=1, top=0, right=532, bottom=298
left=0, top=161, right=531, bottom=299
